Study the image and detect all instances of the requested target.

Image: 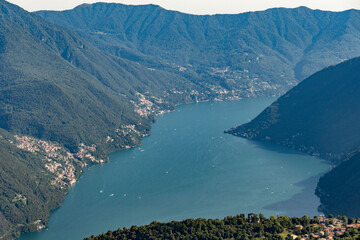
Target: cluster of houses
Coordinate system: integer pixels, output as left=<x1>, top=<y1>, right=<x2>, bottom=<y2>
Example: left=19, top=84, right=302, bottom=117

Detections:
left=131, top=92, right=157, bottom=117
left=130, top=84, right=273, bottom=118
left=15, top=135, right=61, bottom=154
left=14, top=135, right=102, bottom=189
left=115, top=124, right=148, bottom=149
left=247, top=213, right=360, bottom=239
left=290, top=215, right=360, bottom=239
left=116, top=124, right=139, bottom=137
left=75, top=143, right=103, bottom=164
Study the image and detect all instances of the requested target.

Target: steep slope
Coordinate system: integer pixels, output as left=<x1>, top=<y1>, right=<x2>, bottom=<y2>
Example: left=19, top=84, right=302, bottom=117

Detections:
left=0, top=0, right=143, bottom=153
left=227, top=57, right=360, bottom=161
left=1, top=1, right=359, bottom=237
left=0, top=0, right=210, bottom=238
left=316, top=152, right=360, bottom=217
left=0, top=129, right=67, bottom=239
left=227, top=57, right=360, bottom=217
left=37, top=4, right=360, bottom=93
left=0, top=0, right=209, bottom=155
left=0, top=1, right=148, bottom=238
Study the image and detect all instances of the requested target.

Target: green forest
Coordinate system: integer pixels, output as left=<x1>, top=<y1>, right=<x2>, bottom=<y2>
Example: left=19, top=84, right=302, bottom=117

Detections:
left=85, top=214, right=360, bottom=240
left=2, top=0, right=360, bottom=239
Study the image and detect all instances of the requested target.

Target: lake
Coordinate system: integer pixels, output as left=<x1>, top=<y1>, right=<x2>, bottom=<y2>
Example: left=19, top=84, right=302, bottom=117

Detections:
left=20, top=98, right=329, bottom=240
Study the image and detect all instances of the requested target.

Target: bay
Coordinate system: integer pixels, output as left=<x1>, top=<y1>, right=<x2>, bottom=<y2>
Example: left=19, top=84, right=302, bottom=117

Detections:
left=20, top=98, right=329, bottom=240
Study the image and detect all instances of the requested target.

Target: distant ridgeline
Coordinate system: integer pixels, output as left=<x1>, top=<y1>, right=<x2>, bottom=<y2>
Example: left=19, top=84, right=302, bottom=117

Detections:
left=85, top=214, right=360, bottom=240
left=37, top=3, right=360, bottom=92
left=227, top=57, right=360, bottom=217
left=1, top=0, right=360, bottom=238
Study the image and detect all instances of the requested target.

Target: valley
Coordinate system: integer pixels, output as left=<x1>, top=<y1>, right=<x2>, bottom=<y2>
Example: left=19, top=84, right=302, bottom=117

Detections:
left=227, top=57, right=360, bottom=217
left=18, top=99, right=329, bottom=240
left=0, top=0, right=360, bottom=239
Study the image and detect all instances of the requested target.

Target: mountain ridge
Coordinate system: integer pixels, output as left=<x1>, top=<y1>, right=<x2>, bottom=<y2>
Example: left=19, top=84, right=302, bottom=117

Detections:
left=0, top=0, right=206, bottom=238
left=2, top=1, right=360, bottom=238
left=226, top=56, right=360, bottom=160
left=36, top=3, right=360, bottom=87
left=227, top=56, right=360, bottom=216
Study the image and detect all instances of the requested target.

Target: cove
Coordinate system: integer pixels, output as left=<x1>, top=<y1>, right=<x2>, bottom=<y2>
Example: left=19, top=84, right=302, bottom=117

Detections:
left=20, top=98, right=329, bottom=240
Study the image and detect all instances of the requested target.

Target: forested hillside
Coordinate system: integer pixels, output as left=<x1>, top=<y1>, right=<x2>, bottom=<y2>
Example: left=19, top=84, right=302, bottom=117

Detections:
left=2, top=0, right=360, bottom=238
left=38, top=4, right=360, bottom=93
left=0, top=129, right=67, bottom=239
left=227, top=57, right=360, bottom=217
left=0, top=0, right=220, bottom=155
left=0, top=0, right=206, bottom=237
left=316, top=152, right=360, bottom=217
left=227, top=57, right=360, bottom=161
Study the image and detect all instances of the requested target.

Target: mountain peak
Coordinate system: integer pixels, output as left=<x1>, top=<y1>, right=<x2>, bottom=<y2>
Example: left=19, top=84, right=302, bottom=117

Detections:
left=227, top=56, right=360, bottom=160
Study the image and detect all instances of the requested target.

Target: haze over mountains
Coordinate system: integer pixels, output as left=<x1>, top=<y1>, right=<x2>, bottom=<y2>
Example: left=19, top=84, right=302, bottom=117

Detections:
left=1, top=0, right=360, bottom=238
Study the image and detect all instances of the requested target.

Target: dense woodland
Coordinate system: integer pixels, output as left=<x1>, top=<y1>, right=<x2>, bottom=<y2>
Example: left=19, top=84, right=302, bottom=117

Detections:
left=226, top=57, right=360, bottom=217
left=85, top=214, right=360, bottom=240
left=0, top=129, right=66, bottom=239
left=1, top=0, right=360, bottom=239
left=37, top=3, right=360, bottom=87
left=317, top=152, right=360, bottom=217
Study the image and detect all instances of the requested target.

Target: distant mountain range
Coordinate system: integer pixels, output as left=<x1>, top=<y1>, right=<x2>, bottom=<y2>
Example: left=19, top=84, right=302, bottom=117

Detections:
left=1, top=0, right=360, bottom=238
left=37, top=3, right=360, bottom=91
left=227, top=57, right=360, bottom=217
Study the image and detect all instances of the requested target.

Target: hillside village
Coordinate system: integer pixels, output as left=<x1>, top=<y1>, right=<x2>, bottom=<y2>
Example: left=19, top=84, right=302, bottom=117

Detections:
left=280, top=214, right=360, bottom=239
left=14, top=135, right=104, bottom=189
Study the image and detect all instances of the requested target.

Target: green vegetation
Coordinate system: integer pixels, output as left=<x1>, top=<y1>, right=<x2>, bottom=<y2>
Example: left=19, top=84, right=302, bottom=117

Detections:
left=227, top=57, right=360, bottom=161
left=0, top=0, right=150, bottom=155
left=0, top=129, right=66, bottom=239
left=0, top=0, right=252, bottom=237
left=37, top=3, right=360, bottom=92
left=317, top=152, right=360, bottom=218
left=1, top=0, right=360, bottom=238
left=0, top=0, right=199, bottom=238
left=84, top=214, right=360, bottom=240
left=227, top=57, right=360, bottom=217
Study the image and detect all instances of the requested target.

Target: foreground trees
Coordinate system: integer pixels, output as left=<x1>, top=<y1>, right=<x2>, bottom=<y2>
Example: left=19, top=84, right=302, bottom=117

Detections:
left=85, top=214, right=360, bottom=240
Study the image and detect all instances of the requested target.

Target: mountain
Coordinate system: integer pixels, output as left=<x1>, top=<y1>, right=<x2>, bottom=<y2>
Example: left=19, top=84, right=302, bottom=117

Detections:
left=316, top=152, right=360, bottom=217
left=0, top=0, right=210, bottom=238
left=0, top=0, right=145, bottom=237
left=2, top=1, right=360, bottom=238
left=227, top=57, right=360, bottom=217
left=0, top=0, right=144, bottom=153
left=37, top=3, right=360, bottom=94
left=227, top=57, right=360, bottom=161
left=0, top=129, right=68, bottom=239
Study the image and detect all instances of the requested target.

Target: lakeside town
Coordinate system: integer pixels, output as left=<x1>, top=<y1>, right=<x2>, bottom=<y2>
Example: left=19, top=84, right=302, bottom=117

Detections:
left=245, top=213, right=360, bottom=239
left=14, top=135, right=104, bottom=189
left=281, top=214, right=360, bottom=239
left=130, top=69, right=281, bottom=119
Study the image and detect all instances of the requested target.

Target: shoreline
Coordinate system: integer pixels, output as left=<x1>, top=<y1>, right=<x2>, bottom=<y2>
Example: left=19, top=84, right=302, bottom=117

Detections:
left=16, top=96, right=281, bottom=239
left=17, top=97, right=331, bottom=240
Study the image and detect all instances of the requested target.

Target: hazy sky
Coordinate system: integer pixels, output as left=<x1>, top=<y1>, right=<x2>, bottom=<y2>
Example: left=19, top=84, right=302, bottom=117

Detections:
left=7, top=0, right=360, bottom=14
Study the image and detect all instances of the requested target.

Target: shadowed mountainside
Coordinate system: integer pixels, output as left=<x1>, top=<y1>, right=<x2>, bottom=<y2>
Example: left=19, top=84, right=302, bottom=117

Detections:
left=2, top=1, right=360, bottom=238
left=0, top=0, right=207, bottom=238
left=227, top=57, right=360, bottom=160
left=227, top=57, right=360, bottom=217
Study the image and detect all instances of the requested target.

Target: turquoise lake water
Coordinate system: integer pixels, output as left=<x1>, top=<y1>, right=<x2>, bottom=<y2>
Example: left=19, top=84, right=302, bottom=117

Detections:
left=20, top=98, right=329, bottom=240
